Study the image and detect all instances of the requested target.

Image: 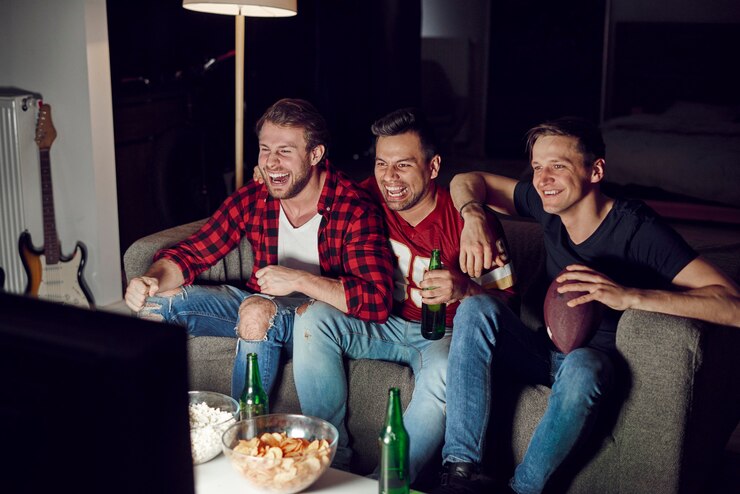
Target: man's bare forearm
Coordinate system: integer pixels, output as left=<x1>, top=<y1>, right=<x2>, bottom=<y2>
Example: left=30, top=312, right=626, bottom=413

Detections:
left=143, top=259, right=185, bottom=293
left=295, top=273, right=349, bottom=313
left=561, top=261, right=740, bottom=328
left=450, top=172, right=519, bottom=216
left=629, top=285, right=740, bottom=328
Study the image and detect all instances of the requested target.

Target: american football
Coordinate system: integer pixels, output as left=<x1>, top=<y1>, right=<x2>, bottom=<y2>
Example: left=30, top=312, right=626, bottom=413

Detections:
left=544, top=270, right=603, bottom=353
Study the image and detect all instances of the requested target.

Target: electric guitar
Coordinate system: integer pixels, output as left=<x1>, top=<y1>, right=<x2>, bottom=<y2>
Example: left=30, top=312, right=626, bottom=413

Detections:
left=18, top=103, right=94, bottom=308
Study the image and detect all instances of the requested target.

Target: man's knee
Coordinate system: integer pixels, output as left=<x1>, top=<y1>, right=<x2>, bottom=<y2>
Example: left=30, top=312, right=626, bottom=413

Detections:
left=138, top=288, right=184, bottom=322
left=452, top=294, right=505, bottom=344
left=237, top=296, right=277, bottom=340
left=556, top=349, right=613, bottom=405
left=294, top=301, right=342, bottom=335
left=293, top=301, right=353, bottom=351
left=562, top=348, right=613, bottom=378
left=295, top=300, right=314, bottom=316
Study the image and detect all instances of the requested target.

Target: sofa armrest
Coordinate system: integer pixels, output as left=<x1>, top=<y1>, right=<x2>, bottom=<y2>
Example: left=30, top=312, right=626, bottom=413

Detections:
left=614, top=309, right=740, bottom=493
left=122, top=219, right=254, bottom=285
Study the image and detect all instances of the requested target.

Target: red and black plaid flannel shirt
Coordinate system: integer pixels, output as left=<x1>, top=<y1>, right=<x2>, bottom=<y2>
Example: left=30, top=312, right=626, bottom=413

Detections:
left=154, top=163, right=394, bottom=323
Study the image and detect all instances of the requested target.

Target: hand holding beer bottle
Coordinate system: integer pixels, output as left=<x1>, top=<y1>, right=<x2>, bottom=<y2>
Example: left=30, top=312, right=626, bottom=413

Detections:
left=421, top=249, right=446, bottom=340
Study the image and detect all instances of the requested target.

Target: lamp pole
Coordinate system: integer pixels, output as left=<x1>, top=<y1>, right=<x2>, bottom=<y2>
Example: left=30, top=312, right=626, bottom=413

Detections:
left=235, top=15, right=245, bottom=189
left=182, top=1, right=297, bottom=192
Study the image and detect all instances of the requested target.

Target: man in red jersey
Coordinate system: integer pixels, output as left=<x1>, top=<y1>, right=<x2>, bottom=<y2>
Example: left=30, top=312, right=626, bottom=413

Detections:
left=290, top=108, right=516, bottom=483
left=124, top=98, right=394, bottom=400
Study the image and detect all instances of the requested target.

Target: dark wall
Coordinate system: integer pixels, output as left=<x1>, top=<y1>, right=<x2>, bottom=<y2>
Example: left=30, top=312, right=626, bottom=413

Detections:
left=107, top=0, right=421, bottom=164
left=486, top=0, right=606, bottom=158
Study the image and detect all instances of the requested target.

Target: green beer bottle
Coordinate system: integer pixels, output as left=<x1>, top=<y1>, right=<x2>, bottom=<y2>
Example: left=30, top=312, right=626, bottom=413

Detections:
left=379, top=387, right=410, bottom=494
left=421, top=248, right=446, bottom=340
left=239, top=353, right=269, bottom=420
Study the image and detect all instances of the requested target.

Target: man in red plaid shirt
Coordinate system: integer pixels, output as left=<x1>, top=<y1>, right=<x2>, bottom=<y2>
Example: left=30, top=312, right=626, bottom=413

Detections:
left=124, top=98, right=394, bottom=398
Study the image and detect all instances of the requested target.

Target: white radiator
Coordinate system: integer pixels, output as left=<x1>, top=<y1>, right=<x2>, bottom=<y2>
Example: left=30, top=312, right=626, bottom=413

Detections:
left=0, top=91, right=43, bottom=294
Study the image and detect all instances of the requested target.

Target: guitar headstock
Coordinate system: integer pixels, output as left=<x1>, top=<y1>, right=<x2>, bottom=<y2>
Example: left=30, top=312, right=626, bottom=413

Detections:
left=35, top=103, right=57, bottom=150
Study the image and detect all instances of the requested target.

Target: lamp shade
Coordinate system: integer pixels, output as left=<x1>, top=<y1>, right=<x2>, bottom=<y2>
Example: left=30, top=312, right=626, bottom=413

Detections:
left=183, top=0, right=296, bottom=17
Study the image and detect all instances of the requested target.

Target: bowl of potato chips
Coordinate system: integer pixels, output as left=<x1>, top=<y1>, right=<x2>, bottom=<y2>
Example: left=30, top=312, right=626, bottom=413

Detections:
left=221, top=413, right=338, bottom=494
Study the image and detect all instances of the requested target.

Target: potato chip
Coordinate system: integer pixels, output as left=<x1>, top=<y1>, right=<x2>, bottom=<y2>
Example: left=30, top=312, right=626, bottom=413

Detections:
left=265, top=446, right=284, bottom=459
left=260, top=432, right=279, bottom=447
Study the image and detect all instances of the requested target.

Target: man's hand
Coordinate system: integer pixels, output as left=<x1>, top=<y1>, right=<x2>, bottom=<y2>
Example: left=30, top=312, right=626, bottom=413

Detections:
left=420, top=268, right=475, bottom=305
left=253, top=165, right=264, bottom=184
left=459, top=207, right=497, bottom=277
left=556, top=265, right=639, bottom=311
left=255, top=265, right=304, bottom=296
left=124, top=276, right=160, bottom=312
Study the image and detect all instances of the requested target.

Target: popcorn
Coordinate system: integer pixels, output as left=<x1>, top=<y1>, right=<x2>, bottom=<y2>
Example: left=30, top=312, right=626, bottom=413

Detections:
left=189, top=401, right=236, bottom=464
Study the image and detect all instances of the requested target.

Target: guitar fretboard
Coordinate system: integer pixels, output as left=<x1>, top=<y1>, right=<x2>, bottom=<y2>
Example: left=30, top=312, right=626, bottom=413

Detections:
left=39, top=148, right=60, bottom=265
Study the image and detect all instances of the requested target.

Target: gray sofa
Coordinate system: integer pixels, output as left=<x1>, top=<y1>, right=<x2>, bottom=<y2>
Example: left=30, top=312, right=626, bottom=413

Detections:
left=123, top=216, right=740, bottom=493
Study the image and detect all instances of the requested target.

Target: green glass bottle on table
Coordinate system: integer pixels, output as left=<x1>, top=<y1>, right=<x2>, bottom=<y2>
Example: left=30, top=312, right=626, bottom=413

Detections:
left=239, top=353, right=269, bottom=420
left=421, top=248, right=446, bottom=340
left=379, top=387, right=410, bottom=494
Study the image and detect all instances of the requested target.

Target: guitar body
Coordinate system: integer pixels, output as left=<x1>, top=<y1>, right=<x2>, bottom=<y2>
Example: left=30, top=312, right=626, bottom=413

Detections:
left=19, top=231, right=94, bottom=309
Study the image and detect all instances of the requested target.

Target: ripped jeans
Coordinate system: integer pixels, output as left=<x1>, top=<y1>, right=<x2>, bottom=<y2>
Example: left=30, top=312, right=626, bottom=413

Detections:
left=139, top=284, right=305, bottom=399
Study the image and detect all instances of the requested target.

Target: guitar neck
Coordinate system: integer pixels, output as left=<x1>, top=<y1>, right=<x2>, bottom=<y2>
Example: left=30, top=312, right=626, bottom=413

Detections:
left=39, top=148, right=60, bottom=264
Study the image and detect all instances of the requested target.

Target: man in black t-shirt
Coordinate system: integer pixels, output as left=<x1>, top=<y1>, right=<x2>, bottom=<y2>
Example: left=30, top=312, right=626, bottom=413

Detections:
left=435, top=117, right=740, bottom=494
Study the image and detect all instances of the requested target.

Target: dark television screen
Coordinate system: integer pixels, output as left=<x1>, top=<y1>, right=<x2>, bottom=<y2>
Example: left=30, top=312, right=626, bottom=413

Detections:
left=0, top=292, right=194, bottom=493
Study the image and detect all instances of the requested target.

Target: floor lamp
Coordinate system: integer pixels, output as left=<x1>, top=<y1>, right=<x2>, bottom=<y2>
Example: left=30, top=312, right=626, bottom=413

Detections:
left=182, top=0, right=297, bottom=189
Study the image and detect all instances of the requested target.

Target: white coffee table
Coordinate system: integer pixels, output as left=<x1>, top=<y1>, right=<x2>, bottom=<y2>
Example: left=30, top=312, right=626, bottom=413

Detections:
left=194, top=454, right=379, bottom=493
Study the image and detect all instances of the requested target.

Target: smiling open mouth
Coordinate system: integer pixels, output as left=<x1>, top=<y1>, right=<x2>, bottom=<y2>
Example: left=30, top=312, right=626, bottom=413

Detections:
left=385, top=185, right=408, bottom=198
left=543, top=190, right=561, bottom=197
left=269, top=172, right=289, bottom=186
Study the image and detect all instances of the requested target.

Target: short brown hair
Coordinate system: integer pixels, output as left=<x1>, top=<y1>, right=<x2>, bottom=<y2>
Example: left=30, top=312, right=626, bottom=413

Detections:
left=526, top=117, right=605, bottom=166
left=255, top=98, right=330, bottom=160
left=371, top=108, right=438, bottom=162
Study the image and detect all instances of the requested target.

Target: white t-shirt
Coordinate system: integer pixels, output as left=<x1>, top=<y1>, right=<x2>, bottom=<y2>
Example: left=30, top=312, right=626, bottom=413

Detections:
left=277, top=205, right=322, bottom=276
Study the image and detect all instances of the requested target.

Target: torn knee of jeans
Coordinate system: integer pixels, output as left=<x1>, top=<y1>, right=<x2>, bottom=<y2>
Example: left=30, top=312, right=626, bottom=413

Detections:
left=295, top=300, right=315, bottom=316
left=139, top=304, right=165, bottom=322
left=237, top=297, right=277, bottom=340
left=240, top=325, right=270, bottom=340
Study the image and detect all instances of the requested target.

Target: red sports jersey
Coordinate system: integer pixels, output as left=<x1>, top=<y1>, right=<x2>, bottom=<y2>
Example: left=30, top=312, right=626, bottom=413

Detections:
left=361, top=178, right=515, bottom=327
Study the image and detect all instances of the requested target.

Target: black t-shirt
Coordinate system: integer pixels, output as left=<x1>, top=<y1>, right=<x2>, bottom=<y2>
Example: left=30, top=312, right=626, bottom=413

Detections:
left=514, top=181, right=698, bottom=352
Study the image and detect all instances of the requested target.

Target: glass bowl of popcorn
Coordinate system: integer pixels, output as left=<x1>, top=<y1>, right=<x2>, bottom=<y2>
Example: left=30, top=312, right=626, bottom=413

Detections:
left=222, top=414, right=338, bottom=494
left=189, top=391, right=240, bottom=465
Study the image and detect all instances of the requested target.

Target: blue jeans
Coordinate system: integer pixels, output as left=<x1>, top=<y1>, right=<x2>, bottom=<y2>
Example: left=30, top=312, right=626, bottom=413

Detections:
left=291, top=301, right=451, bottom=482
left=139, top=284, right=301, bottom=399
left=443, top=295, right=614, bottom=494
